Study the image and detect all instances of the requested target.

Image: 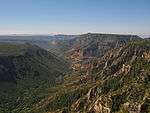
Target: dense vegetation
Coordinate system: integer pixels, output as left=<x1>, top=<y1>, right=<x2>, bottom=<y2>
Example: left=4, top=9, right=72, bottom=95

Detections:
left=0, top=43, right=69, bottom=113
left=0, top=34, right=149, bottom=113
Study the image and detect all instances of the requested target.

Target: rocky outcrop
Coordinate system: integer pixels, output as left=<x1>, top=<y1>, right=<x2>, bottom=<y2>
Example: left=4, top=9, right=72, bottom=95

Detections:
left=66, top=33, right=141, bottom=72
left=68, top=41, right=150, bottom=113
left=142, top=52, right=150, bottom=62
left=90, top=97, right=111, bottom=113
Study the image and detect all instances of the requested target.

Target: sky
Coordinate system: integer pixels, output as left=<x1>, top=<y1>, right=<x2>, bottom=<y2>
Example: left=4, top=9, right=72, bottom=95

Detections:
left=0, top=0, right=150, bottom=35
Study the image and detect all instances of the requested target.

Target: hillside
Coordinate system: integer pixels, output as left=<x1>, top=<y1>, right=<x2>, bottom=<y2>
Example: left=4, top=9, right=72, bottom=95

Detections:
left=69, top=40, right=150, bottom=113
left=65, top=33, right=141, bottom=71
left=67, top=33, right=141, bottom=56
left=0, top=35, right=75, bottom=53
left=0, top=43, right=69, bottom=113
left=0, top=36, right=149, bottom=113
left=29, top=40, right=150, bottom=113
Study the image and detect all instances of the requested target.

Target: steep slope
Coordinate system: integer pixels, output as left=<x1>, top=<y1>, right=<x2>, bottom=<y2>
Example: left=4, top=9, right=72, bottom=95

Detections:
left=0, top=37, right=148, bottom=113
left=70, top=40, right=150, bottom=113
left=67, top=33, right=141, bottom=56
left=31, top=40, right=150, bottom=113
left=0, top=43, right=69, bottom=113
left=65, top=33, right=141, bottom=71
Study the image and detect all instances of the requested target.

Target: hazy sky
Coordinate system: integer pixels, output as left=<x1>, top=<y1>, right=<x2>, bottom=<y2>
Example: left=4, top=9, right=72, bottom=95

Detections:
left=0, top=0, right=150, bottom=35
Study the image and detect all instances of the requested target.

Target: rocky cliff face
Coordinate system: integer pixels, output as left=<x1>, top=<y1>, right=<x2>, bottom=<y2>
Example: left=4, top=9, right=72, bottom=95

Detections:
left=69, top=41, right=150, bottom=113
left=33, top=40, right=150, bottom=113
left=65, top=33, right=141, bottom=72
left=0, top=37, right=149, bottom=113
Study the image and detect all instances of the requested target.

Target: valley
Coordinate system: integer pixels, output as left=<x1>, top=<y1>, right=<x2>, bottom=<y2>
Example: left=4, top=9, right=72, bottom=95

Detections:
left=0, top=33, right=149, bottom=113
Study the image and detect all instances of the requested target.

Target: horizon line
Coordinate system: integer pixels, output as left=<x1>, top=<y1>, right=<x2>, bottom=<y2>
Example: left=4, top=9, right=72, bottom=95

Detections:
left=0, top=32, right=149, bottom=38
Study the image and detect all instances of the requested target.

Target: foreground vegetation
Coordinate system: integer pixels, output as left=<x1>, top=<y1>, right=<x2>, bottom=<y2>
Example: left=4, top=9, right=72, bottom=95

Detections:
left=0, top=39, right=149, bottom=113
